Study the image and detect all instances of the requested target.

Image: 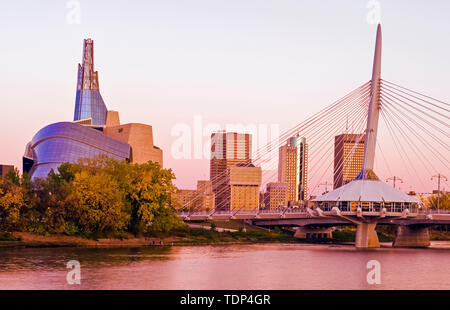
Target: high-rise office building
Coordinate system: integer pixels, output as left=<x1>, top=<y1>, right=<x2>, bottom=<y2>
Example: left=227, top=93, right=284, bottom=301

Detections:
left=210, top=132, right=252, bottom=210
left=278, top=135, right=308, bottom=203
left=24, top=39, right=162, bottom=179
left=334, top=133, right=365, bottom=189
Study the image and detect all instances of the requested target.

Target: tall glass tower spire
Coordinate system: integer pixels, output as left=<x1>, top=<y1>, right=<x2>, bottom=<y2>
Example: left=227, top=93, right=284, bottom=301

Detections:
left=73, top=39, right=108, bottom=126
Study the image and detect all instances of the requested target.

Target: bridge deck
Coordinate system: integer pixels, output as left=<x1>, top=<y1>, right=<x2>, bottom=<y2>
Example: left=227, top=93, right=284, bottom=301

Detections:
left=178, top=209, right=450, bottom=226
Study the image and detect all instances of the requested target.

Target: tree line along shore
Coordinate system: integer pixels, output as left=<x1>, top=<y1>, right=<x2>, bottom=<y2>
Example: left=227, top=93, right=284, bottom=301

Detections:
left=0, top=156, right=298, bottom=247
left=1, top=155, right=448, bottom=248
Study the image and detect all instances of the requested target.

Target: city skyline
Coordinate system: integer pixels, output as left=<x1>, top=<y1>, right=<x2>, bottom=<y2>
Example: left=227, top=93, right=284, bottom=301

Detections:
left=0, top=1, right=449, bottom=294
left=1, top=1, right=449, bottom=194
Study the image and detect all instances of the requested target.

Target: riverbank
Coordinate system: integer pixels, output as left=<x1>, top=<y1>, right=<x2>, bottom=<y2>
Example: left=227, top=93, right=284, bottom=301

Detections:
left=0, top=232, right=170, bottom=248
left=0, top=224, right=300, bottom=249
left=2, top=221, right=448, bottom=249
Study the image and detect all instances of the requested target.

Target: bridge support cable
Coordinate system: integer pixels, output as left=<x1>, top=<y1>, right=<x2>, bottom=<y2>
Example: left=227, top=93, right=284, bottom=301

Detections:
left=376, top=138, right=393, bottom=179
left=260, top=90, right=370, bottom=192
left=381, top=101, right=440, bottom=174
left=382, top=94, right=450, bottom=149
left=381, top=94, right=450, bottom=154
left=259, top=88, right=370, bottom=198
left=381, top=81, right=449, bottom=129
left=219, top=101, right=366, bottom=211
left=181, top=82, right=372, bottom=213
left=245, top=81, right=372, bottom=164
left=306, top=108, right=368, bottom=188
left=376, top=80, right=449, bottom=193
left=381, top=79, right=450, bottom=110
left=308, top=109, right=368, bottom=196
left=259, top=89, right=369, bottom=182
left=380, top=107, right=429, bottom=190
left=381, top=97, right=449, bottom=168
left=380, top=90, right=450, bottom=147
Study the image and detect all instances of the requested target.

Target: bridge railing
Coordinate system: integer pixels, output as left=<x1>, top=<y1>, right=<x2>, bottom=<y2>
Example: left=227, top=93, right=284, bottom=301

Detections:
left=421, top=209, right=450, bottom=214
left=177, top=207, right=448, bottom=218
left=177, top=208, right=309, bottom=217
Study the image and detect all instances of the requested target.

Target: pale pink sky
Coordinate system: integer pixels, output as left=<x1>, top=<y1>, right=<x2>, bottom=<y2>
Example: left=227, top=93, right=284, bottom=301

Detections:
left=1, top=1, right=449, bottom=194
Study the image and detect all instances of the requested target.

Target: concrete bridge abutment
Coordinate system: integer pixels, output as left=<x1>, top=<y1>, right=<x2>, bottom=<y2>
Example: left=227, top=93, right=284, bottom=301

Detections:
left=294, top=227, right=333, bottom=240
left=392, top=225, right=430, bottom=248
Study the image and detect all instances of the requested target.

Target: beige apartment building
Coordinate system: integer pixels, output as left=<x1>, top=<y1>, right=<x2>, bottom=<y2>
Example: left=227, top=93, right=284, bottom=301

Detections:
left=226, top=164, right=262, bottom=211
left=264, top=182, right=289, bottom=209
left=174, top=180, right=215, bottom=211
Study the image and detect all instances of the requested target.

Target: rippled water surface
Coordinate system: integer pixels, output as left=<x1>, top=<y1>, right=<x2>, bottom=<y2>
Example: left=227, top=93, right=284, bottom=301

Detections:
left=0, top=242, right=449, bottom=289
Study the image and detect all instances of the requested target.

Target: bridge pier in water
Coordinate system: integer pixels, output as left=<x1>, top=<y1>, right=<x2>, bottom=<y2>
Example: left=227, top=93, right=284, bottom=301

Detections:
left=392, top=225, right=430, bottom=248
left=355, top=222, right=380, bottom=249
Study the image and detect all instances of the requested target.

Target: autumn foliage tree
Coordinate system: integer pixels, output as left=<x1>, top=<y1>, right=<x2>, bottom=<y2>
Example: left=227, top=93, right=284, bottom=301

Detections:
left=428, top=193, right=450, bottom=210
left=0, top=156, right=185, bottom=237
left=0, top=170, right=28, bottom=231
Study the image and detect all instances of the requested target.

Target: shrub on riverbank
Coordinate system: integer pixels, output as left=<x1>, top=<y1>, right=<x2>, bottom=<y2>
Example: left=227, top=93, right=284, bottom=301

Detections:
left=0, top=156, right=186, bottom=238
left=148, top=226, right=298, bottom=244
left=0, top=232, right=21, bottom=242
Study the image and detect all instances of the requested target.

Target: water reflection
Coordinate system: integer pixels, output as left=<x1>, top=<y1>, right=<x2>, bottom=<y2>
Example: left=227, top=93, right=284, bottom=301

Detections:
left=0, top=243, right=448, bottom=290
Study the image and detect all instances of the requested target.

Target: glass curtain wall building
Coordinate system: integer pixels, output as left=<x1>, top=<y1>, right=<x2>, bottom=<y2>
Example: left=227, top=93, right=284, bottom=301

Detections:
left=23, top=38, right=163, bottom=179
left=28, top=122, right=130, bottom=179
left=73, top=39, right=108, bottom=126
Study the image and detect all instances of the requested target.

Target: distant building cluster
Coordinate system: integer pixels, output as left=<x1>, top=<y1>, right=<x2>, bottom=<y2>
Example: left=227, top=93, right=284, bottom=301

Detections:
left=175, top=129, right=372, bottom=212
left=174, top=180, right=215, bottom=211
left=22, top=39, right=162, bottom=179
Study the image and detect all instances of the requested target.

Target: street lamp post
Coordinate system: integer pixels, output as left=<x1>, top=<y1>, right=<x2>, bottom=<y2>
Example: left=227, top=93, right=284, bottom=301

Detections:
left=386, top=176, right=403, bottom=189
left=431, top=174, right=448, bottom=210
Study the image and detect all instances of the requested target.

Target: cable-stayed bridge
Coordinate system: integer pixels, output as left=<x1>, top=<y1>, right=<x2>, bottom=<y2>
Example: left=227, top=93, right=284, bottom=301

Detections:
left=178, top=25, right=450, bottom=249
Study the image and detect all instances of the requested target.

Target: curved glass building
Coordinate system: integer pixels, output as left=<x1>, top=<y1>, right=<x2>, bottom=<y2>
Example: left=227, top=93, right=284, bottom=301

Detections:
left=28, top=122, right=130, bottom=179
left=23, top=38, right=163, bottom=179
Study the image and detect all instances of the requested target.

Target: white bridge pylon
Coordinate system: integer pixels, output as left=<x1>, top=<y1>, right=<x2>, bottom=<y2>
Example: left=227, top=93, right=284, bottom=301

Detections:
left=312, top=24, right=422, bottom=249
left=362, top=24, right=382, bottom=178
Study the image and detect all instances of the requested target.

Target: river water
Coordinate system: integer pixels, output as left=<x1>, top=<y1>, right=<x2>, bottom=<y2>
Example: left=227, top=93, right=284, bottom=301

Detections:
left=0, top=242, right=449, bottom=290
